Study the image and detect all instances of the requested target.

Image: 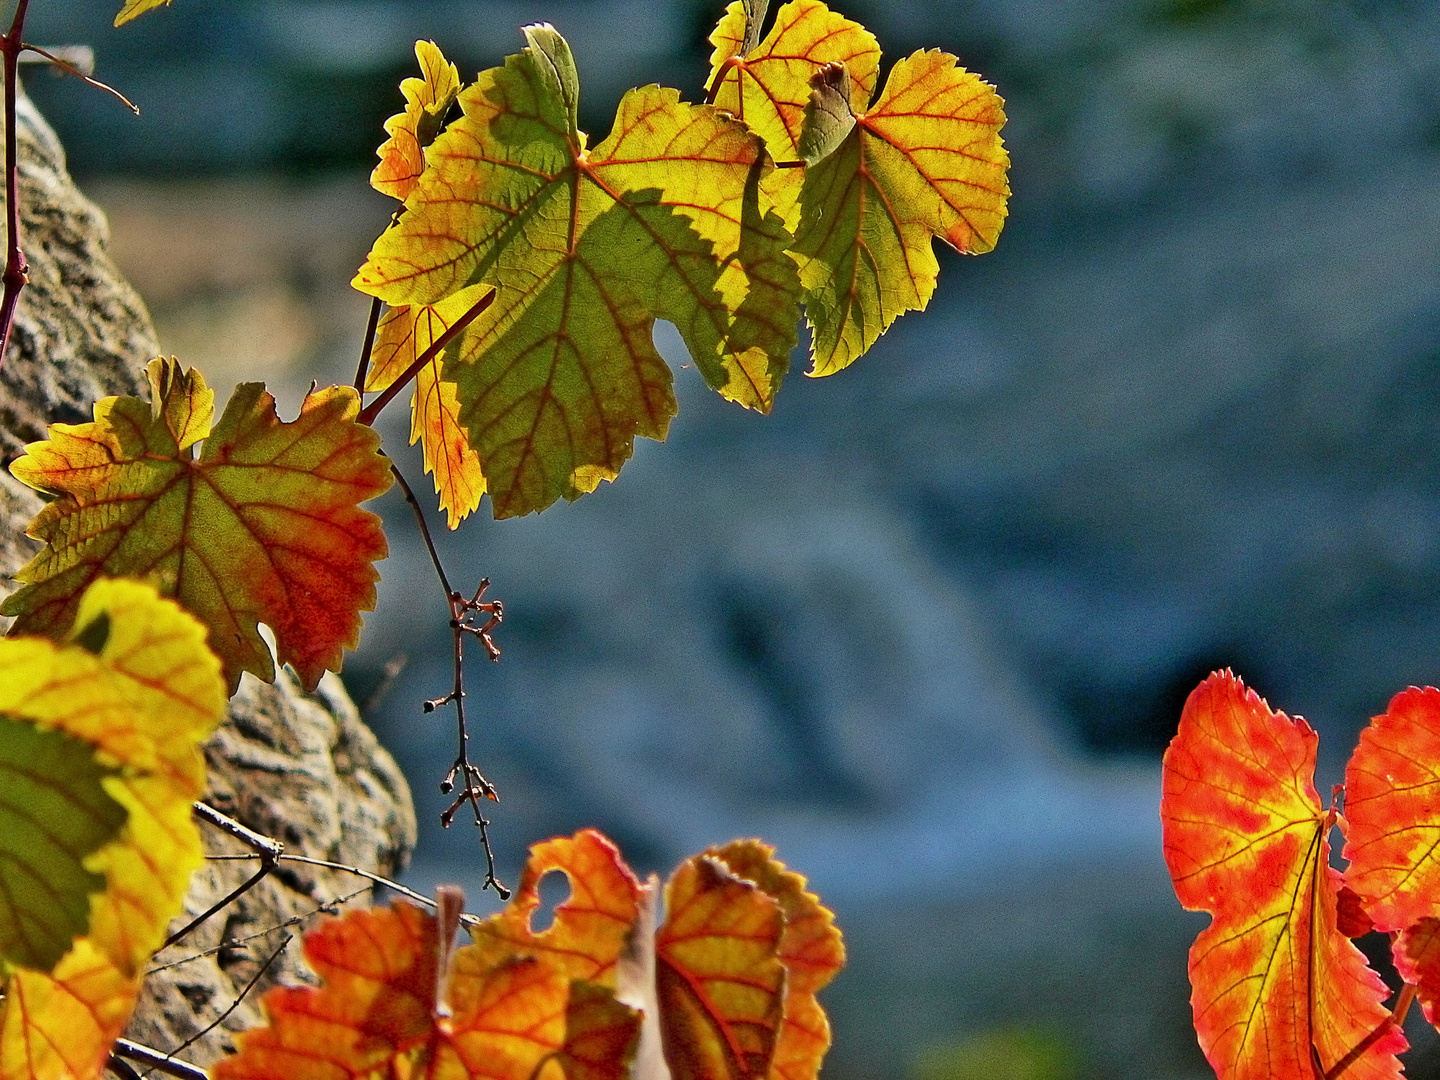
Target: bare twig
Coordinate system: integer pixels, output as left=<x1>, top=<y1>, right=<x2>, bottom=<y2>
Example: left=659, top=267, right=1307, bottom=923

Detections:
left=0, top=0, right=31, bottom=373
left=157, top=933, right=291, bottom=1070
left=110, top=1041, right=206, bottom=1080
left=161, top=802, right=284, bottom=950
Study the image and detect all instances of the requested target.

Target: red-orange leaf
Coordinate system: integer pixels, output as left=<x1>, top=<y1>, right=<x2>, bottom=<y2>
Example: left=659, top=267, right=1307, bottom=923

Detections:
left=707, top=840, right=843, bottom=1080
left=468, top=828, right=644, bottom=986
left=2, top=358, right=392, bottom=692
left=1343, top=686, right=1440, bottom=932
left=1161, top=671, right=1405, bottom=1080
left=213, top=900, right=640, bottom=1080
left=655, top=856, right=786, bottom=1080
left=1393, top=919, right=1440, bottom=1029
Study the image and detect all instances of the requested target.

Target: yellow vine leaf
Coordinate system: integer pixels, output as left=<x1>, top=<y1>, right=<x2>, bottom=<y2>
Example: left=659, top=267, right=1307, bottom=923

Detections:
left=0, top=579, right=227, bottom=1080
left=372, top=41, right=463, bottom=202
left=367, top=288, right=491, bottom=528
left=792, top=52, right=1010, bottom=374
left=355, top=25, right=801, bottom=517
left=113, top=0, right=172, bottom=25
left=2, top=358, right=393, bottom=693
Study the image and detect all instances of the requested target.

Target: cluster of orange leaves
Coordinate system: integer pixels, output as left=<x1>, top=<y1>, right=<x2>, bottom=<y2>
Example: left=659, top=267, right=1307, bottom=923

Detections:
left=1161, top=672, right=1440, bottom=1079
left=215, top=829, right=843, bottom=1080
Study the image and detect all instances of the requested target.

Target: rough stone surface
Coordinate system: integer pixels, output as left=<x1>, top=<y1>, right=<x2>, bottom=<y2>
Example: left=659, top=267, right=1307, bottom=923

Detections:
left=0, top=91, right=416, bottom=1066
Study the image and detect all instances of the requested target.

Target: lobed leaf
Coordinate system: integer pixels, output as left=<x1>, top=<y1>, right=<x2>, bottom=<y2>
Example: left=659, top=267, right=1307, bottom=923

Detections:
left=0, top=580, right=226, bottom=1080
left=791, top=50, right=1009, bottom=375
left=355, top=27, right=801, bottom=517
left=1161, top=671, right=1404, bottom=1080
left=367, top=289, right=492, bottom=528
left=1343, top=686, right=1440, bottom=932
left=372, top=41, right=463, bottom=202
left=3, top=358, right=393, bottom=693
left=1394, top=920, right=1440, bottom=1030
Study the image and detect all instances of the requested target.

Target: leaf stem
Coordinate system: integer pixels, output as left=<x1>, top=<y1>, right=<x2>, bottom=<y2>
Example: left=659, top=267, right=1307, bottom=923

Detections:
left=1325, top=982, right=1414, bottom=1079
left=20, top=43, right=137, bottom=112
left=0, top=0, right=31, bottom=374
left=356, top=288, right=493, bottom=426
left=354, top=294, right=383, bottom=392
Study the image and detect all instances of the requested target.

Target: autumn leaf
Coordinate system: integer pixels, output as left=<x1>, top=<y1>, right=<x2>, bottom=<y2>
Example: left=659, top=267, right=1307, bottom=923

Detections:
left=1161, top=671, right=1405, bottom=1080
left=707, top=841, right=844, bottom=1080
left=113, top=0, right=172, bottom=25
left=0, top=579, right=226, bottom=1080
left=791, top=51, right=1009, bottom=375
left=1342, top=686, right=1440, bottom=932
left=3, top=357, right=393, bottom=693
left=1391, top=920, right=1440, bottom=1030
left=355, top=26, right=801, bottom=517
left=367, top=289, right=490, bottom=528
left=372, top=40, right=463, bottom=201
left=213, top=900, right=641, bottom=1080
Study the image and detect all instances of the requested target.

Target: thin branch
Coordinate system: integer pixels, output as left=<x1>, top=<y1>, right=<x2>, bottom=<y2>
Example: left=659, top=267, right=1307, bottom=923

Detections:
left=111, top=1041, right=205, bottom=1080
left=391, top=461, right=454, bottom=597
left=161, top=802, right=285, bottom=949
left=107, top=1055, right=144, bottom=1080
left=354, top=294, right=383, bottom=391
left=356, top=287, right=493, bottom=426
left=159, top=933, right=291, bottom=1068
left=0, top=0, right=32, bottom=374
left=20, top=43, right=136, bottom=112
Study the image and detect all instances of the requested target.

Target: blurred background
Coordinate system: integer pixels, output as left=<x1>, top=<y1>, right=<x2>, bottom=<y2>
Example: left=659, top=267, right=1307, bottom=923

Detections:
left=21, top=0, right=1440, bottom=1076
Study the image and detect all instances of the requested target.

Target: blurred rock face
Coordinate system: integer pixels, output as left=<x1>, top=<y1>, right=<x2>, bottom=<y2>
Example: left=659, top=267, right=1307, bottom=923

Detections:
left=42, top=0, right=1440, bottom=1076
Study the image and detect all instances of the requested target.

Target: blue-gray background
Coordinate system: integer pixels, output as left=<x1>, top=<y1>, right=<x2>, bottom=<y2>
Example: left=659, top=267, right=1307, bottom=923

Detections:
left=23, top=1, right=1440, bottom=1077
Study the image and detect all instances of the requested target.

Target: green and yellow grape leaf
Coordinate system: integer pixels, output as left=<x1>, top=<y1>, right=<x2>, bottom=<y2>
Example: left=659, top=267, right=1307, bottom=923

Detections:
left=1343, top=686, right=1440, bottom=932
left=791, top=51, right=1010, bottom=375
left=213, top=900, right=641, bottom=1080
left=654, top=856, right=786, bottom=1080
left=114, top=0, right=172, bottom=26
left=707, top=841, right=844, bottom=1080
left=367, top=288, right=491, bottom=528
left=0, top=579, right=226, bottom=1080
left=2, top=357, right=393, bottom=693
left=355, top=26, right=801, bottom=517
left=372, top=41, right=463, bottom=202
left=706, top=0, right=880, bottom=168
left=1161, top=671, right=1405, bottom=1080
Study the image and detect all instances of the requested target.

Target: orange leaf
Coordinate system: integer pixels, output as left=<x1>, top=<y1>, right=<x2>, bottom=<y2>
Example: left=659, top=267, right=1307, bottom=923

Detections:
left=368, top=291, right=490, bottom=528
left=372, top=41, right=462, bottom=202
left=1393, top=919, right=1440, bottom=1030
left=707, top=840, right=843, bottom=1080
left=214, top=900, right=641, bottom=1080
left=1161, top=671, right=1405, bottom=1080
left=468, top=828, right=644, bottom=986
left=2, top=358, right=392, bottom=692
left=1343, top=686, right=1440, bottom=931
left=655, top=856, right=786, bottom=1080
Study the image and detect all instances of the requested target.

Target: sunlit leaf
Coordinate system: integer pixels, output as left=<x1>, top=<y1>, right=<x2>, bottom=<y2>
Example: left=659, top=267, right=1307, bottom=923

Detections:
left=113, top=0, right=173, bottom=26
left=0, top=580, right=226, bottom=1080
left=655, top=856, right=786, bottom=1080
left=468, top=828, right=643, bottom=985
left=212, top=900, right=641, bottom=1080
left=372, top=41, right=463, bottom=202
left=355, top=26, right=801, bottom=517
left=367, top=289, right=491, bottom=528
left=1343, top=686, right=1440, bottom=932
left=791, top=50, right=1009, bottom=375
left=1392, top=920, right=1440, bottom=1030
left=1161, top=671, right=1405, bottom=1080
left=707, top=840, right=843, bottom=1080
left=2, top=358, right=393, bottom=693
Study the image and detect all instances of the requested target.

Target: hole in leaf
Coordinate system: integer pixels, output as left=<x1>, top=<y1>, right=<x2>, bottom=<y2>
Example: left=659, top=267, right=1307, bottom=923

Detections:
left=531, top=870, right=571, bottom=934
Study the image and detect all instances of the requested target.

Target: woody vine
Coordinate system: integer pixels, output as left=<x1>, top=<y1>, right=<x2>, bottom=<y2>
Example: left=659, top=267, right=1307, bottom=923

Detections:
left=0, top=0, right=1011, bottom=1078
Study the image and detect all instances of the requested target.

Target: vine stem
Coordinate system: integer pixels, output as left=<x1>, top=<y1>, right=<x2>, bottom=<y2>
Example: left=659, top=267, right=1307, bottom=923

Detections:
left=356, top=288, right=493, bottom=426
left=0, top=0, right=30, bottom=373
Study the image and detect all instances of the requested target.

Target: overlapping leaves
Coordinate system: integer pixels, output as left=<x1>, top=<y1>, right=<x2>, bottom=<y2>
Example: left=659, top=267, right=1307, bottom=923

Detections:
left=2, top=358, right=392, bottom=693
left=1161, top=672, right=1405, bottom=1080
left=0, top=579, right=226, bottom=1080
left=219, top=829, right=843, bottom=1080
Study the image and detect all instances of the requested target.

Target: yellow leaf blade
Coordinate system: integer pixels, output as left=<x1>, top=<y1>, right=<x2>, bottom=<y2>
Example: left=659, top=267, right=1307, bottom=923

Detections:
left=372, top=41, right=463, bottom=202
